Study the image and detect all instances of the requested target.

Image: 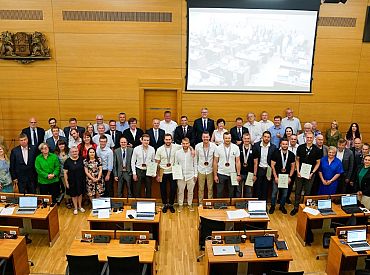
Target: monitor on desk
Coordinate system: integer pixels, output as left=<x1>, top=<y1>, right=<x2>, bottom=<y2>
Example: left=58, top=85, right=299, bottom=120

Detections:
left=92, top=198, right=111, bottom=210
left=137, top=201, right=155, bottom=214
left=341, top=195, right=357, bottom=207
left=347, top=229, right=367, bottom=243
left=318, top=199, right=331, bottom=210
left=248, top=201, right=266, bottom=212
left=19, top=197, right=37, bottom=208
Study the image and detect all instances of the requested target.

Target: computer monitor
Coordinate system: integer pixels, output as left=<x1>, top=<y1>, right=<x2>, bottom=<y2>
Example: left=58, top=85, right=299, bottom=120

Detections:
left=19, top=196, right=37, bottom=208
left=92, top=198, right=111, bottom=210
left=136, top=201, right=155, bottom=213
left=318, top=199, right=331, bottom=210
left=347, top=229, right=367, bottom=243
left=248, top=201, right=266, bottom=212
left=254, top=236, right=274, bottom=249
left=341, top=195, right=357, bottom=207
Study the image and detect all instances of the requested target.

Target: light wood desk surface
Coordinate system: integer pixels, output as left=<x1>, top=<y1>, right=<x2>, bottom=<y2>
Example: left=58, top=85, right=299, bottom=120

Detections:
left=0, top=236, right=30, bottom=275
left=87, top=207, right=161, bottom=224
left=198, top=206, right=270, bottom=223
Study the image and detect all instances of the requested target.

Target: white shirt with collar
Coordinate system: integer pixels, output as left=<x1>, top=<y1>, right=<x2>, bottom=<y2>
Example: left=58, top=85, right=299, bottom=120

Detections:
left=155, top=144, right=182, bottom=174
left=288, top=144, right=298, bottom=155
left=259, top=142, right=271, bottom=168
left=195, top=142, right=217, bottom=175
left=159, top=120, right=178, bottom=136
left=93, top=123, right=109, bottom=133
left=175, top=149, right=196, bottom=181
left=214, top=143, right=240, bottom=176
left=259, top=120, right=274, bottom=132
left=68, top=138, right=82, bottom=149
left=131, top=145, right=155, bottom=175
left=44, top=129, right=65, bottom=142
left=281, top=117, right=302, bottom=134
left=243, top=121, right=263, bottom=144
left=336, top=150, right=344, bottom=162
left=21, top=146, right=28, bottom=164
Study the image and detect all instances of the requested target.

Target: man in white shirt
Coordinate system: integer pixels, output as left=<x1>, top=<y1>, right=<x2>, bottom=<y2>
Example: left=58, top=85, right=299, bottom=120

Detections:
left=93, top=114, right=109, bottom=133
left=131, top=134, right=156, bottom=198
left=286, top=134, right=299, bottom=204
left=195, top=132, right=217, bottom=205
left=159, top=111, right=178, bottom=136
left=116, top=112, right=129, bottom=133
left=243, top=112, right=263, bottom=144
left=44, top=117, right=65, bottom=142
left=259, top=111, right=274, bottom=132
left=155, top=134, right=182, bottom=213
left=68, top=129, right=82, bottom=148
left=298, top=123, right=314, bottom=145
left=288, top=134, right=299, bottom=155
left=213, top=132, right=241, bottom=198
left=282, top=108, right=302, bottom=134
left=96, top=135, right=114, bottom=197
left=93, top=125, right=115, bottom=149
left=175, top=138, right=197, bottom=212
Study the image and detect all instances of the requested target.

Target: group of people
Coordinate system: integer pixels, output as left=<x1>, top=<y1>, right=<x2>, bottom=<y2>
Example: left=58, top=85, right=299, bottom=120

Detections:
left=0, top=108, right=369, bottom=216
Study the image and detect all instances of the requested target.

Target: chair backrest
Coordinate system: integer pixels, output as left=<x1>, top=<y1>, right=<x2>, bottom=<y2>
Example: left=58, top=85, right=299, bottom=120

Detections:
left=66, top=255, right=100, bottom=275
left=270, top=271, right=304, bottom=275
left=107, top=256, right=141, bottom=275
left=199, top=216, right=225, bottom=247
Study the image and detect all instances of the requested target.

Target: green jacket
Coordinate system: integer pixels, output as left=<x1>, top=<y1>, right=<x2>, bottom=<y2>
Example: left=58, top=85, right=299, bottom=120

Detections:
left=35, top=153, right=60, bottom=184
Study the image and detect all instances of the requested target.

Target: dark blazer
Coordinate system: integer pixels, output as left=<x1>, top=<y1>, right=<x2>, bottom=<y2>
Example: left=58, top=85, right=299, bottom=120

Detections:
left=105, top=130, right=122, bottom=149
left=253, top=141, right=277, bottom=167
left=146, top=128, right=165, bottom=151
left=21, top=127, right=45, bottom=147
left=355, top=165, right=370, bottom=197
left=63, top=126, right=85, bottom=139
left=230, top=126, right=249, bottom=144
left=122, top=128, right=144, bottom=148
left=193, top=117, right=215, bottom=145
left=46, top=136, right=68, bottom=152
left=9, top=145, right=37, bottom=183
left=174, top=125, right=194, bottom=146
left=113, top=147, right=133, bottom=177
left=340, top=148, right=354, bottom=181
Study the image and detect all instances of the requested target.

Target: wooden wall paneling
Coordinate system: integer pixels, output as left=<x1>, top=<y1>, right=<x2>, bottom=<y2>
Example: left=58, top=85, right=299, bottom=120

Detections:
left=359, top=44, right=370, bottom=72
left=352, top=104, right=370, bottom=124
left=54, top=33, right=181, bottom=68
left=298, top=103, right=354, bottom=124
left=355, top=72, right=370, bottom=102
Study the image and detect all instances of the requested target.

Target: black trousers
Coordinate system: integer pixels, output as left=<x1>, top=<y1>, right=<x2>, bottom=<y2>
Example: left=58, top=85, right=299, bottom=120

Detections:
left=255, top=167, right=270, bottom=200
left=39, top=182, right=60, bottom=202
left=160, top=173, right=177, bottom=205
left=103, top=170, right=114, bottom=197
left=135, top=168, right=152, bottom=198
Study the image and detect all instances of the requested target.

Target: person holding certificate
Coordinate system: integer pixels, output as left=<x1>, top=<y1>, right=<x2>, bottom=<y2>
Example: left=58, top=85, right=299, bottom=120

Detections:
left=270, top=139, right=295, bottom=214
left=195, top=132, right=217, bottom=206
left=290, top=132, right=321, bottom=216
left=175, top=138, right=197, bottom=212
left=213, top=132, right=241, bottom=198
left=155, top=133, right=182, bottom=213
left=238, top=133, right=258, bottom=198
left=131, top=134, right=156, bottom=198
left=318, top=146, right=343, bottom=195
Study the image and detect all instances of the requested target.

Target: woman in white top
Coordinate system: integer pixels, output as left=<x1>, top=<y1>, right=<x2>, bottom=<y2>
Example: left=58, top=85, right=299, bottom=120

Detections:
left=211, top=118, right=227, bottom=146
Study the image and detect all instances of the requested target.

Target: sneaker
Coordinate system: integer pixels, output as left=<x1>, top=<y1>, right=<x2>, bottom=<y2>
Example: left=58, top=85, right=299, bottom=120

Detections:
left=290, top=208, right=298, bottom=216
left=73, top=209, right=78, bottom=215
left=162, top=205, right=168, bottom=213
left=169, top=205, right=175, bottom=213
left=280, top=206, right=287, bottom=214
left=178, top=206, right=183, bottom=213
left=189, top=205, right=194, bottom=212
left=79, top=207, right=85, bottom=213
left=269, top=205, right=275, bottom=214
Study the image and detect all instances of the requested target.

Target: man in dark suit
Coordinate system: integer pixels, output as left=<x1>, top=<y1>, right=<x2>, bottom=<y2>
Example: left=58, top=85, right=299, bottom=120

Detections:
left=9, top=133, right=37, bottom=194
left=174, top=116, right=194, bottom=146
left=113, top=136, right=133, bottom=198
left=21, top=117, right=45, bottom=147
left=105, top=120, right=122, bottom=149
left=230, top=117, right=249, bottom=145
left=146, top=118, right=165, bottom=151
left=46, top=127, right=67, bottom=152
left=63, top=117, right=85, bottom=142
left=336, top=138, right=354, bottom=194
left=122, top=117, right=144, bottom=148
left=193, top=107, right=215, bottom=145
left=253, top=131, right=277, bottom=200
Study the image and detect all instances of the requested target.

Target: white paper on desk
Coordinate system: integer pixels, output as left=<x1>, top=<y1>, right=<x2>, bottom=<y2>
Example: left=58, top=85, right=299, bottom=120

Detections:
left=300, top=163, right=312, bottom=179
left=266, top=166, right=272, bottom=181
left=172, top=164, right=183, bottom=180
left=126, top=209, right=137, bottom=219
left=226, top=209, right=249, bottom=219
left=146, top=162, right=157, bottom=177
left=303, top=207, right=320, bottom=216
left=98, top=208, right=110, bottom=219
left=245, top=172, right=254, bottom=187
left=0, top=207, right=15, bottom=215
left=230, top=172, right=238, bottom=186
left=278, top=174, right=289, bottom=189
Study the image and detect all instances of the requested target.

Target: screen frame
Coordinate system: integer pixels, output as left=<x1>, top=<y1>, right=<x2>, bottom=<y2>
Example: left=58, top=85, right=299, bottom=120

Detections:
left=185, top=0, right=321, bottom=94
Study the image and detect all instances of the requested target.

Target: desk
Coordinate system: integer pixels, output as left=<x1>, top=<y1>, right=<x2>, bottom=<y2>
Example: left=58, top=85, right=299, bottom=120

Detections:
left=0, top=203, right=60, bottom=247
left=204, top=239, right=293, bottom=275
left=87, top=207, right=161, bottom=244
left=0, top=236, right=29, bottom=275
left=296, top=203, right=370, bottom=246
left=68, top=239, right=156, bottom=275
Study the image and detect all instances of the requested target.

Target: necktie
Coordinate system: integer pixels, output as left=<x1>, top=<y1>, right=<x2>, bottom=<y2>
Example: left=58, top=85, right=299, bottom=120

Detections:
left=183, top=127, right=187, bottom=137
left=154, top=130, right=158, bottom=143
left=122, top=149, right=126, bottom=164
left=32, top=129, right=37, bottom=145
left=112, top=131, right=115, bottom=143
left=238, top=128, right=242, bottom=139
left=203, top=120, right=207, bottom=131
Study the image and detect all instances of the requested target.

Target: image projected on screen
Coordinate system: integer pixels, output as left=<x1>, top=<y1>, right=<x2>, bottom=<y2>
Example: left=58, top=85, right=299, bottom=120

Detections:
left=187, top=8, right=318, bottom=92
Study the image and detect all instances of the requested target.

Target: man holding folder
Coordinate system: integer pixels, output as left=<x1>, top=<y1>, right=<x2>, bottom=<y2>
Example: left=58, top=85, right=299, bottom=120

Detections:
left=290, top=132, right=321, bottom=216
left=270, top=138, right=295, bottom=214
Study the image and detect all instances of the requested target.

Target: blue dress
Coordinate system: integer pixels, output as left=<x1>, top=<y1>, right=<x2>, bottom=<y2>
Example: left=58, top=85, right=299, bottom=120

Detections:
left=0, top=159, right=13, bottom=192
left=318, top=156, right=344, bottom=195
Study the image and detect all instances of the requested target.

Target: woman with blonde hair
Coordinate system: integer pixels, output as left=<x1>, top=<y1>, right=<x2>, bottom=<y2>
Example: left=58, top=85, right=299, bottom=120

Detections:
left=325, top=120, right=342, bottom=147
left=0, top=144, right=12, bottom=192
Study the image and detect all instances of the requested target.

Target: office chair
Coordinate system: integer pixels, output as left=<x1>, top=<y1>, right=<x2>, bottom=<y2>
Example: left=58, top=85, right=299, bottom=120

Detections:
left=66, top=255, right=106, bottom=275
left=355, top=258, right=370, bottom=275
left=106, top=256, right=147, bottom=275
left=0, top=259, right=7, bottom=275
left=270, top=271, right=304, bottom=275
left=197, top=216, right=225, bottom=261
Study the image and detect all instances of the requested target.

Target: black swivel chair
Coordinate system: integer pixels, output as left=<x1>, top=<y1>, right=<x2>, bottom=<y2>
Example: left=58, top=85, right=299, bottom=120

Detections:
left=356, top=258, right=370, bottom=275
left=0, top=259, right=7, bottom=275
left=106, top=256, right=147, bottom=275
left=270, top=271, right=304, bottom=275
left=197, top=216, right=225, bottom=261
left=66, top=255, right=106, bottom=275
